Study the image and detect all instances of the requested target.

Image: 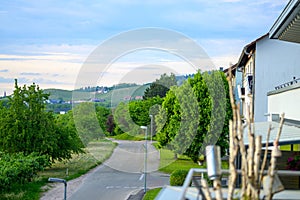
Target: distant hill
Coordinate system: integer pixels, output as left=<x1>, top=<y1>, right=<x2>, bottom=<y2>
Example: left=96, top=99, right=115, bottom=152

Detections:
left=44, top=83, right=150, bottom=107
left=44, top=89, right=73, bottom=101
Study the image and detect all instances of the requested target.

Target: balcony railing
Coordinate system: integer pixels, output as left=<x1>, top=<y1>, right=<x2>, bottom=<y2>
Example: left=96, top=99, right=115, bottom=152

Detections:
left=275, top=77, right=300, bottom=90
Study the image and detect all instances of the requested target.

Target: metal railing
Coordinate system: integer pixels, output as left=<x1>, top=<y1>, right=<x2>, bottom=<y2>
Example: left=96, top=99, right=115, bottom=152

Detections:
left=275, top=77, right=300, bottom=90
left=178, top=168, right=300, bottom=200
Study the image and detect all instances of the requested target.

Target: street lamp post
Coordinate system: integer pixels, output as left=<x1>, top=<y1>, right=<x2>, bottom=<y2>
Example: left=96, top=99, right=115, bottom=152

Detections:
left=140, top=126, right=148, bottom=193
left=48, top=178, right=67, bottom=200
left=149, top=115, right=153, bottom=143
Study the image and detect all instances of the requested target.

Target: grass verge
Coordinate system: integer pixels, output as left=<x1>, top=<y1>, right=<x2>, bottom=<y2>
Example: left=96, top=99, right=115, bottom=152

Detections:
left=0, top=139, right=117, bottom=200
left=158, top=146, right=228, bottom=174
left=158, top=147, right=201, bottom=174
left=40, top=139, right=117, bottom=181
left=143, top=188, right=162, bottom=200
left=111, top=133, right=144, bottom=141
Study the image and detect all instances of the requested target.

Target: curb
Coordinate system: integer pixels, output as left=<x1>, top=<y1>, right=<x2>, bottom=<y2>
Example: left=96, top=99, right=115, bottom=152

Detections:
left=127, top=189, right=145, bottom=200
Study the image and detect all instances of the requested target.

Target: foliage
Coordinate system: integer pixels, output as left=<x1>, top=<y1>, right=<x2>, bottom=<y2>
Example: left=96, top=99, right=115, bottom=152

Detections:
left=0, top=152, right=50, bottom=191
left=112, top=96, right=163, bottom=137
left=143, top=73, right=177, bottom=99
left=0, top=98, right=9, bottom=108
left=155, top=87, right=178, bottom=148
left=155, top=71, right=232, bottom=162
left=170, top=169, right=189, bottom=186
left=106, top=114, right=115, bottom=136
left=73, top=102, right=106, bottom=145
left=129, top=97, right=163, bottom=126
left=0, top=139, right=116, bottom=200
left=95, top=105, right=111, bottom=136
left=46, top=103, right=72, bottom=113
left=113, top=102, right=140, bottom=136
left=287, top=155, right=300, bottom=170
left=202, top=71, right=232, bottom=156
left=0, top=80, right=84, bottom=161
left=54, top=112, right=85, bottom=160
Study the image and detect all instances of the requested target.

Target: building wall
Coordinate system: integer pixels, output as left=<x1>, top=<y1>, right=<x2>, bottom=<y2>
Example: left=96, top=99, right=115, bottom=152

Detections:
left=268, top=85, right=300, bottom=121
left=254, top=36, right=300, bottom=122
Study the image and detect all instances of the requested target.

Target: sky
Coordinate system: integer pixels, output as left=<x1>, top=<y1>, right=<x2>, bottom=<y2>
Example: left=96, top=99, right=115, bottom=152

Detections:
left=0, top=0, right=289, bottom=95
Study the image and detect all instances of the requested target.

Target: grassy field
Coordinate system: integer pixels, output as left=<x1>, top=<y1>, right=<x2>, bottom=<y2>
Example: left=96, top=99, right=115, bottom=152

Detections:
left=0, top=139, right=117, bottom=200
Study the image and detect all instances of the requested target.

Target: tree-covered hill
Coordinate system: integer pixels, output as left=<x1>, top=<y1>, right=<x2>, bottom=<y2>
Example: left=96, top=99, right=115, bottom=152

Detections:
left=44, top=83, right=150, bottom=108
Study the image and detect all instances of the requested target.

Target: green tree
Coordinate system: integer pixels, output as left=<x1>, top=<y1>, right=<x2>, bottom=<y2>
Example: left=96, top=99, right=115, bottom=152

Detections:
left=156, top=71, right=232, bottom=162
left=0, top=80, right=83, bottom=161
left=183, top=71, right=213, bottom=162
left=106, top=114, right=115, bottom=136
left=113, top=102, right=140, bottom=136
left=143, top=73, right=177, bottom=99
left=96, top=105, right=111, bottom=136
left=129, top=97, right=163, bottom=126
left=73, top=102, right=106, bottom=145
left=54, top=112, right=84, bottom=160
left=155, top=87, right=178, bottom=148
left=155, top=82, right=199, bottom=157
left=203, top=71, right=232, bottom=155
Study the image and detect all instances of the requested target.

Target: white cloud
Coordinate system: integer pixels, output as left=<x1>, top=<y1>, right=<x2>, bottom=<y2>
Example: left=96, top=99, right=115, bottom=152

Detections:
left=0, top=44, right=97, bottom=95
left=0, top=37, right=248, bottom=96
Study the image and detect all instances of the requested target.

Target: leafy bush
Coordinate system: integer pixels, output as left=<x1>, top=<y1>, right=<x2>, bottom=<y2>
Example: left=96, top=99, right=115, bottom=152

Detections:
left=169, top=169, right=189, bottom=186
left=0, top=152, right=50, bottom=191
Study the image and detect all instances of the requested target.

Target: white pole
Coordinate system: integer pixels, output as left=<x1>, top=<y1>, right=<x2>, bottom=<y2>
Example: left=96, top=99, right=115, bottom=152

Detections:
left=141, top=126, right=148, bottom=193
left=149, top=115, right=153, bottom=143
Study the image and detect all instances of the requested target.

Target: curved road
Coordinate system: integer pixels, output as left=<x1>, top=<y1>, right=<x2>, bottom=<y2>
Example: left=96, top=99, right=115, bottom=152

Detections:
left=68, top=140, right=169, bottom=200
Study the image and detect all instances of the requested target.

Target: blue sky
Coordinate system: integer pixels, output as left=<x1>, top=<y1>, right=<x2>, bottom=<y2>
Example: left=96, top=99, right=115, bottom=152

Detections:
left=0, top=0, right=289, bottom=95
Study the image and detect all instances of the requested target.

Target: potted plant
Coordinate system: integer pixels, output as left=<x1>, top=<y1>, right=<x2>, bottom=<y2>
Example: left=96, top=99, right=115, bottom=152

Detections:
left=287, top=155, right=300, bottom=170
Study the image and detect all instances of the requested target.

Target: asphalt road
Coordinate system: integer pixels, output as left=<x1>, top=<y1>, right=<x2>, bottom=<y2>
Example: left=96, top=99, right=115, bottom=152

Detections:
left=68, top=140, right=169, bottom=200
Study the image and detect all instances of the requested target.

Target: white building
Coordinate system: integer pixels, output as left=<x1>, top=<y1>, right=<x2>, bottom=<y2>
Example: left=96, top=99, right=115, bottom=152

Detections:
left=235, top=34, right=300, bottom=122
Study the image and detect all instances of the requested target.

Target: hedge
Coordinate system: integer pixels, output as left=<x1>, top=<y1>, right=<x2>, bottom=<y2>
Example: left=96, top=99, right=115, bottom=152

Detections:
left=169, top=169, right=189, bottom=186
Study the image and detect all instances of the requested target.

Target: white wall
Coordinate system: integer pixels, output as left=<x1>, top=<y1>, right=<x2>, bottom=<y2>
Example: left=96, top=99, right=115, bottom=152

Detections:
left=254, top=36, right=300, bottom=122
left=268, top=86, right=300, bottom=121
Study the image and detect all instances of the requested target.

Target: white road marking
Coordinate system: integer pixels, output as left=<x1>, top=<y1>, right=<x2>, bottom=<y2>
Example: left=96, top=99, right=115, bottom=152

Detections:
left=139, top=174, right=144, bottom=180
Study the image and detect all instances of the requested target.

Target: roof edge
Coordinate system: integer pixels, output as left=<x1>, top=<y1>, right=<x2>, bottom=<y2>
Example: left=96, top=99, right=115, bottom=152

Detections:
left=236, top=33, right=268, bottom=69
left=269, top=0, right=300, bottom=39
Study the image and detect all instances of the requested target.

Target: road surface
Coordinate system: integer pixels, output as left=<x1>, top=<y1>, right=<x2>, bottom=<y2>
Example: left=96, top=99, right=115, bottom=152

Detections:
left=68, top=140, right=169, bottom=200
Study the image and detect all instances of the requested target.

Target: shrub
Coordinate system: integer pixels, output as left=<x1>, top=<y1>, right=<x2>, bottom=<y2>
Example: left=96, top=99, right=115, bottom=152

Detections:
left=0, top=152, right=50, bottom=191
left=169, top=169, right=189, bottom=186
